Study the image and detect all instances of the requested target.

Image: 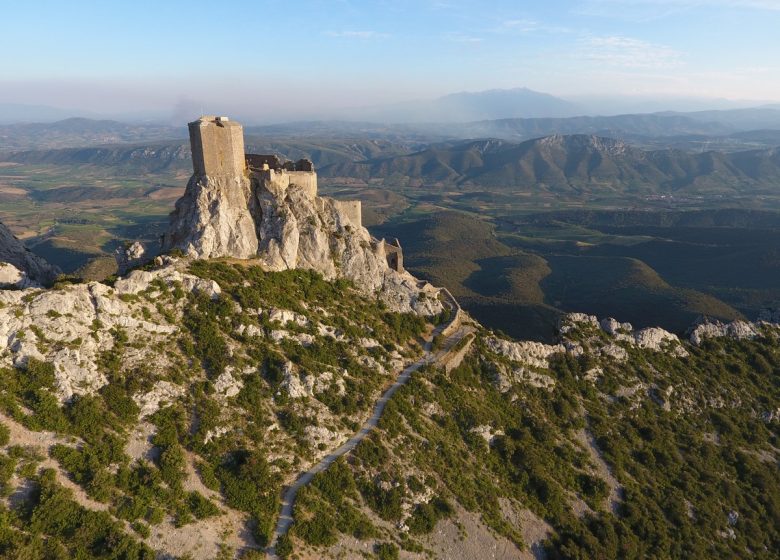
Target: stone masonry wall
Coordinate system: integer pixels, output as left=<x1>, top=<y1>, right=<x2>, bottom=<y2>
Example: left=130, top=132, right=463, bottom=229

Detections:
left=332, top=200, right=362, bottom=228
left=189, top=116, right=245, bottom=177
left=252, top=168, right=318, bottom=199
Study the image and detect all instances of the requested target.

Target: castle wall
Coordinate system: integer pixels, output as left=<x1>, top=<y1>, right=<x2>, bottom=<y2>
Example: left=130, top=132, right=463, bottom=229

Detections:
left=252, top=168, right=318, bottom=199
left=189, top=116, right=245, bottom=177
left=333, top=200, right=362, bottom=228
left=287, top=171, right=318, bottom=197
left=383, top=238, right=404, bottom=272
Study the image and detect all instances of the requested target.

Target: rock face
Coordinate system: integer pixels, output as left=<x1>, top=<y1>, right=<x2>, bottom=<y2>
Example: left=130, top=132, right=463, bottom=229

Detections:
left=485, top=337, right=565, bottom=369
left=689, top=319, right=758, bottom=346
left=0, top=221, right=59, bottom=287
left=0, top=259, right=214, bottom=402
left=114, top=241, right=148, bottom=275
left=162, top=116, right=441, bottom=315
left=164, top=174, right=258, bottom=259
left=560, top=314, right=689, bottom=358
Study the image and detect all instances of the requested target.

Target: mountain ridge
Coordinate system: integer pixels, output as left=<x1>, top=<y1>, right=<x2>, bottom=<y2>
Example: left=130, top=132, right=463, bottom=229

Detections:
left=321, top=133, right=780, bottom=193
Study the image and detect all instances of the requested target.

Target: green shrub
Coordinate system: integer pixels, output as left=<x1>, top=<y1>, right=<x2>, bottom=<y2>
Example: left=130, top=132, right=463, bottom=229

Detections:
left=187, top=491, right=220, bottom=519
left=274, top=533, right=293, bottom=558
left=374, top=542, right=399, bottom=560
left=406, top=496, right=452, bottom=535
left=158, top=444, right=186, bottom=490
left=25, top=469, right=154, bottom=559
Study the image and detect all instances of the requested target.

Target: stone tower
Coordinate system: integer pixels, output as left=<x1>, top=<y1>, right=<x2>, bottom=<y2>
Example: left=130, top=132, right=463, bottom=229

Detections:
left=188, top=116, right=245, bottom=177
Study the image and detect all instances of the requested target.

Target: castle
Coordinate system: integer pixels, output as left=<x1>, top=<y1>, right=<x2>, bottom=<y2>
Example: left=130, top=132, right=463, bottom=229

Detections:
left=185, top=115, right=403, bottom=271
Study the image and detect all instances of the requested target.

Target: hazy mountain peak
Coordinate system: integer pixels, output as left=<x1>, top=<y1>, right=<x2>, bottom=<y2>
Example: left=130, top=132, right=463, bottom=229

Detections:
left=347, top=87, right=582, bottom=123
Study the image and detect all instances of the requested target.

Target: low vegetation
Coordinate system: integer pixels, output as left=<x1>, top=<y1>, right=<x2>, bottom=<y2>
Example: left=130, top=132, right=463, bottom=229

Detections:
left=0, top=260, right=432, bottom=558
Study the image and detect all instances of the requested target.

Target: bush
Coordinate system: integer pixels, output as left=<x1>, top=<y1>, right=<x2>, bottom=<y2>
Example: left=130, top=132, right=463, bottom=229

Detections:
left=158, top=445, right=186, bottom=490
left=217, top=450, right=280, bottom=546
left=25, top=469, right=154, bottom=559
left=359, top=476, right=404, bottom=521
left=187, top=491, right=220, bottom=519
left=406, top=497, right=452, bottom=535
left=274, top=533, right=293, bottom=558
left=374, top=542, right=399, bottom=560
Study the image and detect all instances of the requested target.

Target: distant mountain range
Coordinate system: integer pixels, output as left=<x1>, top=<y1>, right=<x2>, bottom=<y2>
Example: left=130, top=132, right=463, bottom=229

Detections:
left=0, top=103, right=98, bottom=124
left=321, top=134, right=780, bottom=193
left=2, top=87, right=779, bottom=127
left=0, top=137, right=420, bottom=174
left=0, top=117, right=185, bottom=150
left=6, top=132, right=780, bottom=195
left=3, top=101, right=780, bottom=152
left=348, top=87, right=582, bottom=122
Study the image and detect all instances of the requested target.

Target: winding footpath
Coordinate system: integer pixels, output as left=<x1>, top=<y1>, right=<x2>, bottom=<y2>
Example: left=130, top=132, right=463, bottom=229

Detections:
left=266, top=304, right=469, bottom=557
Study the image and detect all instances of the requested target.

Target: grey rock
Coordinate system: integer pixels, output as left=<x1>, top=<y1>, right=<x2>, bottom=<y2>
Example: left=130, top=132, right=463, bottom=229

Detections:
left=0, top=221, right=59, bottom=287
left=163, top=174, right=259, bottom=259
left=559, top=313, right=599, bottom=334
left=634, top=327, right=688, bottom=357
left=485, top=337, right=565, bottom=368
left=115, top=241, right=147, bottom=275
left=0, top=263, right=30, bottom=289
left=689, top=319, right=758, bottom=346
left=600, top=317, right=633, bottom=337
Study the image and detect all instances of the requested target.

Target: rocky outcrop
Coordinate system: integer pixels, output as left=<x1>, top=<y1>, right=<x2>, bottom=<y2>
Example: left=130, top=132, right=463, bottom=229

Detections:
left=0, top=221, right=59, bottom=287
left=562, top=314, right=688, bottom=358
left=634, top=327, right=688, bottom=356
left=0, top=259, right=213, bottom=402
left=114, top=241, right=148, bottom=275
left=485, top=337, right=565, bottom=369
left=689, top=319, right=758, bottom=346
left=163, top=175, right=258, bottom=259
left=163, top=168, right=441, bottom=315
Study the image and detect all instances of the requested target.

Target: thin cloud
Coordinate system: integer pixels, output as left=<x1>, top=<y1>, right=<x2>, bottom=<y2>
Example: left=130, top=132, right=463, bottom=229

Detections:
left=445, top=32, right=484, bottom=44
left=498, top=18, right=572, bottom=34
left=581, top=35, right=684, bottom=68
left=325, top=30, right=390, bottom=39
left=501, top=18, right=540, bottom=32
left=585, top=0, right=780, bottom=12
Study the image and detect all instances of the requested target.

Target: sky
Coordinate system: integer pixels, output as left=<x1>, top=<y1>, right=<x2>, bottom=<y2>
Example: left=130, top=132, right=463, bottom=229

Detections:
left=1, top=0, right=779, bottom=122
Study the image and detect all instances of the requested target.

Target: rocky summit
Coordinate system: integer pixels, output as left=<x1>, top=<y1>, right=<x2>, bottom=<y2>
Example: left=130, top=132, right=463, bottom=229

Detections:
left=162, top=116, right=440, bottom=316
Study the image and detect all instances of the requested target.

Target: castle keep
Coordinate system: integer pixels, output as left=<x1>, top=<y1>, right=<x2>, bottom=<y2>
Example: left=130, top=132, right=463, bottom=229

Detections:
left=188, top=116, right=245, bottom=176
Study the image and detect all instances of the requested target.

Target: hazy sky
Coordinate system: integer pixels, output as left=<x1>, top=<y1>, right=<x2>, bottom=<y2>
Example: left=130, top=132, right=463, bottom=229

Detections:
left=2, top=0, right=779, bottom=121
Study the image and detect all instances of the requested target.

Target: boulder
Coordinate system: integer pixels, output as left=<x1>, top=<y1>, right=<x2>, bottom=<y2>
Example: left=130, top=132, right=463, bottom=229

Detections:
left=115, top=241, right=148, bottom=275
left=634, top=327, right=688, bottom=357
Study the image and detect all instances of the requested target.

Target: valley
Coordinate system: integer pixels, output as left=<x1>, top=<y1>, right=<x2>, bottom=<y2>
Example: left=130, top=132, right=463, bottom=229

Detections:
left=2, top=123, right=779, bottom=340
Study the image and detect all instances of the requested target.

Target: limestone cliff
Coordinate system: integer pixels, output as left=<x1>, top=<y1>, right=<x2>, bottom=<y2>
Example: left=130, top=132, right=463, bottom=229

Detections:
left=163, top=174, right=258, bottom=259
left=164, top=174, right=438, bottom=314
left=162, top=116, right=440, bottom=315
left=0, top=221, right=59, bottom=288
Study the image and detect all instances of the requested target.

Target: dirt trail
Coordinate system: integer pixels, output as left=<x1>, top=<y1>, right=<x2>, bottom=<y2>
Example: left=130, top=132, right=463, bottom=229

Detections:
left=266, top=308, right=471, bottom=558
